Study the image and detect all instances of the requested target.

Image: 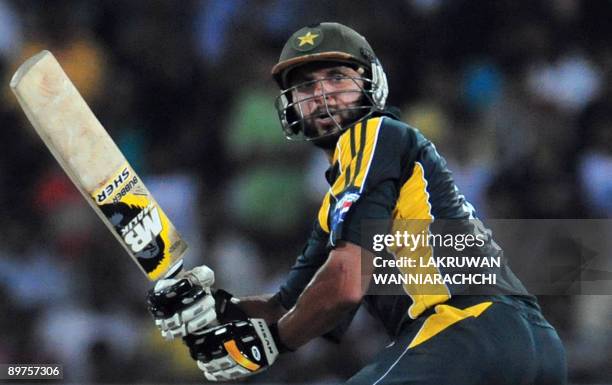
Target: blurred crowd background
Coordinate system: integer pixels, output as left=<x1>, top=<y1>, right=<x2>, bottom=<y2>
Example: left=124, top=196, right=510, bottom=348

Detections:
left=0, top=0, right=611, bottom=384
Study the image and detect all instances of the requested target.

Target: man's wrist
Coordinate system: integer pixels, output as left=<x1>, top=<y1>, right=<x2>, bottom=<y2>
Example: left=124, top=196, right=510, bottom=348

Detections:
left=268, top=322, right=295, bottom=353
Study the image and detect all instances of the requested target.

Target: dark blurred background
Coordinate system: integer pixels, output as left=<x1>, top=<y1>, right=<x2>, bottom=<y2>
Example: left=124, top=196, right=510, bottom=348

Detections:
left=0, top=0, right=610, bottom=384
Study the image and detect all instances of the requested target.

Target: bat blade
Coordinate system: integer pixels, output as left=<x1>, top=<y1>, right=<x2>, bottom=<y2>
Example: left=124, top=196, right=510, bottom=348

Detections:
left=10, top=50, right=186, bottom=281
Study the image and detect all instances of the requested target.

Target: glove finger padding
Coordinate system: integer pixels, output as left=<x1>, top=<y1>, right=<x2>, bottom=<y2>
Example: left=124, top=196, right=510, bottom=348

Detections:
left=154, top=292, right=216, bottom=339
left=147, top=265, right=217, bottom=339
left=185, top=319, right=279, bottom=381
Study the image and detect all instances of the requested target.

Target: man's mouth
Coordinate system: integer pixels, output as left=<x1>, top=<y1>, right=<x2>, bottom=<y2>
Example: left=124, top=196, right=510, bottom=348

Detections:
left=316, top=116, right=334, bottom=124
left=312, top=111, right=339, bottom=125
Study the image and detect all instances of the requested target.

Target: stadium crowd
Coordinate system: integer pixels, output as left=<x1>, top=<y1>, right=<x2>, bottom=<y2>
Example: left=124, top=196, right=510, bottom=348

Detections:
left=0, top=1, right=610, bottom=383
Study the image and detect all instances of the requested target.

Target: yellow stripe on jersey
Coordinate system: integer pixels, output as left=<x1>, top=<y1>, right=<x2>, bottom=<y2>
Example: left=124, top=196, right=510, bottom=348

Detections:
left=408, top=301, right=492, bottom=349
left=318, top=191, right=331, bottom=233
left=389, top=162, right=451, bottom=319
left=330, top=122, right=359, bottom=197
left=330, top=117, right=382, bottom=196
left=353, top=118, right=382, bottom=190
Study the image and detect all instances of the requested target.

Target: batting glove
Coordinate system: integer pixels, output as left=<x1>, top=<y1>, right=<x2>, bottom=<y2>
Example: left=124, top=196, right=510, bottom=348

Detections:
left=184, top=318, right=280, bottom=381
left=147, top=265, right=217, bottom=340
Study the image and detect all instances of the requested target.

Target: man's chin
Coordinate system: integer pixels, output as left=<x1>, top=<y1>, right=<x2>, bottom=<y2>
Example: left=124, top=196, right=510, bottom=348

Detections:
left=304, top=119, right=342, bottom=139
left=301, top=120, right=341, bottom=150
left=302, top=109, right=369, bottom=149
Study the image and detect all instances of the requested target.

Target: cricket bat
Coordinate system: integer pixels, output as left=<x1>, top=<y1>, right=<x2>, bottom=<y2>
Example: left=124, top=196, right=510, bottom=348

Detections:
left=10, top=50, right=187, bottom=281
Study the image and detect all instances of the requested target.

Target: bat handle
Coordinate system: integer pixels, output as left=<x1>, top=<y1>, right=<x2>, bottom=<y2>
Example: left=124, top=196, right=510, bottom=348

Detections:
left=163, top=259, right=184, bottom=279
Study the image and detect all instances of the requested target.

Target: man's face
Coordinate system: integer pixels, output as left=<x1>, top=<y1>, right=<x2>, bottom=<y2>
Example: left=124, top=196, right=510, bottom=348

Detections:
left=288, top=63, right=365, bottom=138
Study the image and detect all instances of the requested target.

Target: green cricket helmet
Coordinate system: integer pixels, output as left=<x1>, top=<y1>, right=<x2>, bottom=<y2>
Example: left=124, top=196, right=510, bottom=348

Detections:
left=271, top=22, right=388, bottom=145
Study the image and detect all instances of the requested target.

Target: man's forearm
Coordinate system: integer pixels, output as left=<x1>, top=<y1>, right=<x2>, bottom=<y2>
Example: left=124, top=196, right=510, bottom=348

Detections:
left=277, top=279, right=359, bottom=349
left=277, top=242, right=370, bottom=349
left=235, top=294, right=287, bottom=324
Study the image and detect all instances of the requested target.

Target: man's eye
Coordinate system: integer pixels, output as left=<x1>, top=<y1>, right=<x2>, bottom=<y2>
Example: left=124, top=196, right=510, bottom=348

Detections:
left=296, top=82, right=314, bottom=91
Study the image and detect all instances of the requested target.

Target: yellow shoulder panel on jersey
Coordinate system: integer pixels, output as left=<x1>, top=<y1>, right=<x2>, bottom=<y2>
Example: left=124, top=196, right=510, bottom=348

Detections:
left=390, top=161, right=451, bottom=319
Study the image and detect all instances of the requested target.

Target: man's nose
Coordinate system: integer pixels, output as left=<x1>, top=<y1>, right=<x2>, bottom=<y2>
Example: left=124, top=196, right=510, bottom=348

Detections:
left=312, top=80, right=332, bottom=102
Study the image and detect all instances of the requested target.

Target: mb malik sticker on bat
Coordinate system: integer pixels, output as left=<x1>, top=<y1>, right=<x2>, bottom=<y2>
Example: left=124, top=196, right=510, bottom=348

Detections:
left=10, top=50, right=186, bottom=281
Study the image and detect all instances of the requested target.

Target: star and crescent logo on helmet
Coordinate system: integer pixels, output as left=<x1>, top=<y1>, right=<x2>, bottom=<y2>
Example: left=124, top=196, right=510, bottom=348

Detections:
left=292, top=28, right=323, bottom=51
left=298, top=31, right=319, bottom=46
